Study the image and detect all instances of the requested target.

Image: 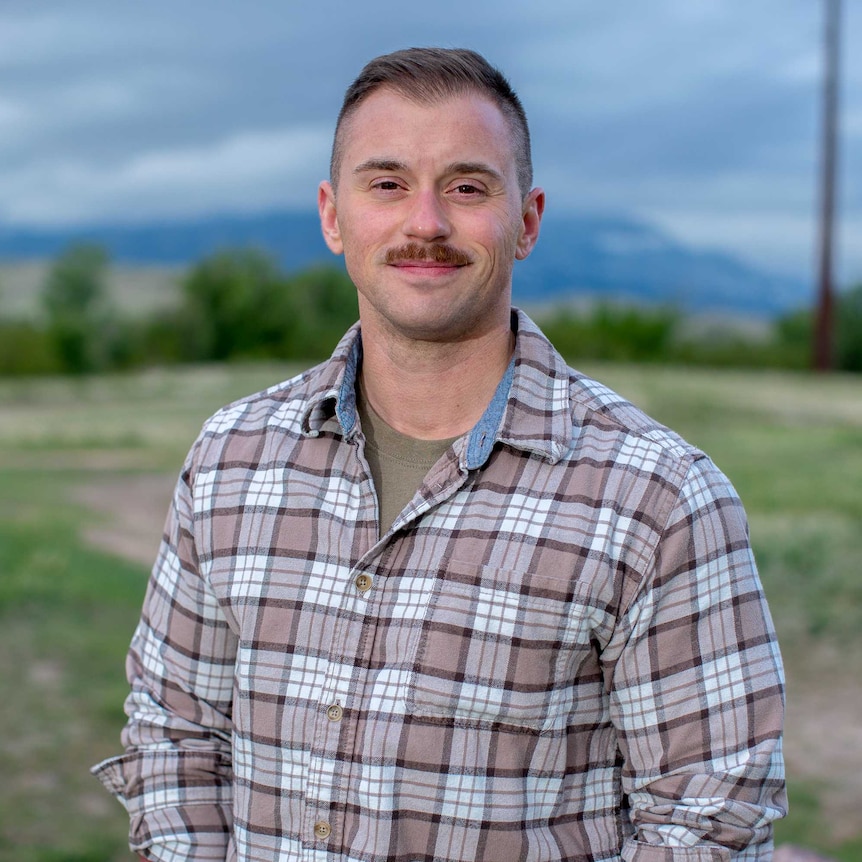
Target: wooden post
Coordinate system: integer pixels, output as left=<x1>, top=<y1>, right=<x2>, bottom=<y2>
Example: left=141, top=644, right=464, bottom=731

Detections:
left=813, top=0, right=841, bottom=371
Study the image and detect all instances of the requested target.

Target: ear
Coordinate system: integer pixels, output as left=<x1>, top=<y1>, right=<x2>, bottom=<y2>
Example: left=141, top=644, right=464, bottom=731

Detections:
left=318, top=181, right=344, bottom=255
left=515, top=187, right=545, bottom=260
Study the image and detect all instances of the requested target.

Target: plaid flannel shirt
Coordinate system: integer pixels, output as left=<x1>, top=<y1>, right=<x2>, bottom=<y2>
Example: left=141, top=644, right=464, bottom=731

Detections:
left=93, top=309, right=786, bottom=862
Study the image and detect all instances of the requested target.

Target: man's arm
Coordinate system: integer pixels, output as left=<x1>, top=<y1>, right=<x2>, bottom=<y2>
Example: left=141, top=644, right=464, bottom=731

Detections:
left=92, top=460, right=237, bottom=861
left=608, top=456, right=786, bottom=861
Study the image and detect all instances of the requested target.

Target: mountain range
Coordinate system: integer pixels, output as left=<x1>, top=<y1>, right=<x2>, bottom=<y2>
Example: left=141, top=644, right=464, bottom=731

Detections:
left=0, top=210, right=812, bottom=318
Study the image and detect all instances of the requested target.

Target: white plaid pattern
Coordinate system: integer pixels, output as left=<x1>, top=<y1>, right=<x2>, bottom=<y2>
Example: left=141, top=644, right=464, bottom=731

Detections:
left=93, top=311, right=785, bottom=861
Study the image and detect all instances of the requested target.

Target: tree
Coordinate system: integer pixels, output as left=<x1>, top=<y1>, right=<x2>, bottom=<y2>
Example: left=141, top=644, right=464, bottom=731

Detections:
left=776, top=284, right=862, bottom=374
left=836, top=283, right=862, bottom=372
left=180, top=248, right=290, bottom=361
left=538, top=303, right=679, bottom=363
left=42, top=243, right=112, bottom=373
left=285, top=265, right=358, bottom=359
left=178, top=250, right=358, bottom=363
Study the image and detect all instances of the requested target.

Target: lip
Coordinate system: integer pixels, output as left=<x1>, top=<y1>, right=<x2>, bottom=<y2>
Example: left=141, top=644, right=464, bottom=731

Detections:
left=391, top=260, right=463, bottom=267
left=388, top=261, right=467, bottom=275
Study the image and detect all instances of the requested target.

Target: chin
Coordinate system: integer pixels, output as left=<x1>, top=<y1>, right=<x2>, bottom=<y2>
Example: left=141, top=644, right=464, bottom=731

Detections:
left=399, top=310, right=494, bottom=344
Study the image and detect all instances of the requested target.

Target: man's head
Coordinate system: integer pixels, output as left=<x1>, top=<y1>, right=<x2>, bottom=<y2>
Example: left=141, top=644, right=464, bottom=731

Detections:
left=319, top=48, right=544, bottom=347
left=330, top=47, right=533, bottom=199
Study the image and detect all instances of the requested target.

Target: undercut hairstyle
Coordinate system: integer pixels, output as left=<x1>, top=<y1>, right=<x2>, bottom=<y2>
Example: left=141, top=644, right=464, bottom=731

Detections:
left=330, top=47, right=533, bottom=198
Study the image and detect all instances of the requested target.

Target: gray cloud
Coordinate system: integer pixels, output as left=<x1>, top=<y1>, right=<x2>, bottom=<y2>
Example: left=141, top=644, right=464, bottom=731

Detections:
left=0, top=0, right=859, bottom=282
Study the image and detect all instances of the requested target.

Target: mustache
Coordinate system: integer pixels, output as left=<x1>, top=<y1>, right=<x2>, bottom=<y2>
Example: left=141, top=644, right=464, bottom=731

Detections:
left=384, top=243, right=471, bottom=266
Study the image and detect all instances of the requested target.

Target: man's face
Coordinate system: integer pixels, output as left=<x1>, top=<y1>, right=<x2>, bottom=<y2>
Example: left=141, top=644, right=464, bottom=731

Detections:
left=318, top=87, right=543, bottom=346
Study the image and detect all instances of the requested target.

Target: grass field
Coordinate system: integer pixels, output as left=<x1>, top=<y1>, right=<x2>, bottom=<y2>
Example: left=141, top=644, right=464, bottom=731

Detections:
left=1, top=361, right=860, bottom=861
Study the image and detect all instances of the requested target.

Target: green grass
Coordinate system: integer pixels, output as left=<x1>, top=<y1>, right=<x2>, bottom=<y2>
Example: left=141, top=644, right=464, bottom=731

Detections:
left=1, top=361, right=860, bottom=860
left=773, top=781, right=862, bottom=862
left=0, top=484, right=147, bottom=861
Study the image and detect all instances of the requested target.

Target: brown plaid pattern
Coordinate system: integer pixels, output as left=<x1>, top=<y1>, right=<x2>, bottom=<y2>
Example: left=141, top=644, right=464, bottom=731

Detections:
left=93, top=310, right=785, bottom=861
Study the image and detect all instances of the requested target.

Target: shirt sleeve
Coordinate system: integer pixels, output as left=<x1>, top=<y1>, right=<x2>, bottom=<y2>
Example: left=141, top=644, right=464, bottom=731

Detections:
left=91, top=454, right=237, bottom=862
left=607, top=455, right=787, bottom=861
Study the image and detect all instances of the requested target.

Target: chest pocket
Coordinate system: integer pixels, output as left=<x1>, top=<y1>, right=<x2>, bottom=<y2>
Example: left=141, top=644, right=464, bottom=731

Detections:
left=405, top=562, right=600, bottom=733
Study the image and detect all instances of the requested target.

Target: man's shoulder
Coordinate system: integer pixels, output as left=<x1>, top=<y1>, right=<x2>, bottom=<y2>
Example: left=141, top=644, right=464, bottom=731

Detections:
left=194, top=323, right=360, bottom=445
left=551, top=369, right=744, bottom=540
left=210, top=363, right=325, bottom=426
left=186, top=354, right=344, bottom=467
left=511, top=312, right=700, bottom=469
left=565, top=368, right=697, bottom=461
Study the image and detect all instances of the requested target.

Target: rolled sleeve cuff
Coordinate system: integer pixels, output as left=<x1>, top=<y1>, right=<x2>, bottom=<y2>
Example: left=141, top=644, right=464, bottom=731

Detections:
left=91, top=750, right=232, bottom=860
left=622, top=840, right=731, bottom=862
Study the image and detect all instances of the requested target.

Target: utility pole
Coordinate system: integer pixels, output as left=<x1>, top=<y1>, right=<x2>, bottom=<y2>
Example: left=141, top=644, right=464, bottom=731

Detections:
left=813, top=0, right=841, bottom=371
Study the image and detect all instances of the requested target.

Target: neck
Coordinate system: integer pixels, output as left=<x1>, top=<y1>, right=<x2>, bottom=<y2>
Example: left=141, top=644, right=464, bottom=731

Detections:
left=359, top=320, right=514, bottom=441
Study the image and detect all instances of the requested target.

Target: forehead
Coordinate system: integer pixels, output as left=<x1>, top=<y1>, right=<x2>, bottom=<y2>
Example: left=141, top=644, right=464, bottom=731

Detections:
left=338, top=87, right=517, bottom=173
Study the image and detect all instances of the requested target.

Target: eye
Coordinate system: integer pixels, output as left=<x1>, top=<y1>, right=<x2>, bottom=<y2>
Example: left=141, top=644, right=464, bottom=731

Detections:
left=369, top=177, right=408, bottom=195
left=453, top=183, right=484, bottom=196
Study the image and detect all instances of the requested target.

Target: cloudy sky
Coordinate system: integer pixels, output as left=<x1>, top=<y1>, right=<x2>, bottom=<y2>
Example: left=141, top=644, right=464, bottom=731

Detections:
left=2, top=0, right=860, bottom=284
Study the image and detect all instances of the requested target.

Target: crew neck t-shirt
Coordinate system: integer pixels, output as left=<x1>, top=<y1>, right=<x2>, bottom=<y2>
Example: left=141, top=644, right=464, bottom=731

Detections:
left=356, top=386, right=458, bottom=534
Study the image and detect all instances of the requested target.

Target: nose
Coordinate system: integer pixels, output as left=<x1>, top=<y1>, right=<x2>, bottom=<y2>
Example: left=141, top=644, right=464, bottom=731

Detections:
left=402, top=189, right=451, bottom=241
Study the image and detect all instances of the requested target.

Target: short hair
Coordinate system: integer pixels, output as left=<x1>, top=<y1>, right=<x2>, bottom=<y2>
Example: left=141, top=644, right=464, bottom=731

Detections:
left=330, top=47, right=533, bottom=197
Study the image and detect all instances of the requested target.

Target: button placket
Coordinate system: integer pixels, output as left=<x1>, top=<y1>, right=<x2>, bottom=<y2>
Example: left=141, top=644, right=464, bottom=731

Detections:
left=304, top=562, right=379, bottom=851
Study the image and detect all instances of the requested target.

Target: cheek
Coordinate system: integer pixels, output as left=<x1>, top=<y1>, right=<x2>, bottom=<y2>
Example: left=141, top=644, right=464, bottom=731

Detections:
left=338, top=230, right=371, bottom=267
left=341, top=215, right=391, bottom=258
left=478, top=227, right=519, bottom=265
left=461, top=211, right=520, bottom=254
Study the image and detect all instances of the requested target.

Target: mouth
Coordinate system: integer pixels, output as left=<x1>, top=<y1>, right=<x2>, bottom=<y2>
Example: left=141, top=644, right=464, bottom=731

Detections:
left=387, top=260, right=469, bottom=282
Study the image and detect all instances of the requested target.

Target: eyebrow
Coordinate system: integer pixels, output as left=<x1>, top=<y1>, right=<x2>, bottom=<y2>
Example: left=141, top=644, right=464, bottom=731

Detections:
left=352, top=158, right=504, bottom=185
left=353, top=159, right=407, bottom=175
left=446, top=162, right=505, bottom=185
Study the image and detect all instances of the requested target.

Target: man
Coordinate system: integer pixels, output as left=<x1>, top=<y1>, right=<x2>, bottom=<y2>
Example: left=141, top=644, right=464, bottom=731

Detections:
left=94, top=48, right=786, bottom=861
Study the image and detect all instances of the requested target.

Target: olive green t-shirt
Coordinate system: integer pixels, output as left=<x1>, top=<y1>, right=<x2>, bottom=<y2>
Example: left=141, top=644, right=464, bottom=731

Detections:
left=356, top=385, right=458, bottom=534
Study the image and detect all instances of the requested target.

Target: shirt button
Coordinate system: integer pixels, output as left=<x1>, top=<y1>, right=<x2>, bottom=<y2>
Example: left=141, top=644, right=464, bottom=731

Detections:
left=314, top=820, right=331, bottom=840
left=355, top=573, right=373, bottom=593
left=326, top=703, right=343, bottom=722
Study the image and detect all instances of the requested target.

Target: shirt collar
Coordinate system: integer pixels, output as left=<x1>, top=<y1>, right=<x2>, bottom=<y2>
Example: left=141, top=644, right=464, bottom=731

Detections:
left=299, top=321, right=362, bottom=439
left=300, top=309, right=574, bottom=466
left=486, top=309, right=574, bottom=466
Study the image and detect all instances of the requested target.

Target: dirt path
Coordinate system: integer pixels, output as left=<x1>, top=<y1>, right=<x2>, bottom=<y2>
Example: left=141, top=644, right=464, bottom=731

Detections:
left=73, top=473, right=176, bottom=568
left=73, top=473, right=861, bottom=845
left=783, top=669, right=862, bottom=843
